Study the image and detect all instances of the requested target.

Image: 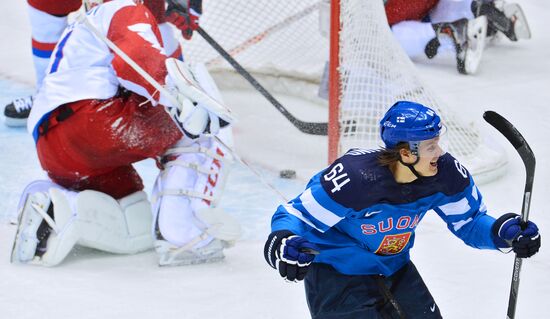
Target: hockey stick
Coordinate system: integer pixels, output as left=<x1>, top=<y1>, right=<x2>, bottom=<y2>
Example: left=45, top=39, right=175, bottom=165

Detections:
left=195, top=26, right=328, bottom=135
left=483, top=111, right=536, bottom=319
left=164, top=0, right=327, bottom=135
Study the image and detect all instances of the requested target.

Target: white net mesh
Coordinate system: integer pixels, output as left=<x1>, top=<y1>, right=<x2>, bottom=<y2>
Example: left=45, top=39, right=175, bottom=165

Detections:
left=183, top=0, right=328, bottom=103
left=182, top=0, right=507, bottom=183
left=337, top=0, right=506, bottom=182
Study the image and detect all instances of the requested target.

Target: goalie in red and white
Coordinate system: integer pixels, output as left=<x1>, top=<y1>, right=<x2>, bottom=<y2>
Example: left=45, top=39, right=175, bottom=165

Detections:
left=385, top=0, right=531, bottom=74
left=3, top=0, right=196, bottom=126
left=11, top=0, right=241, bottom=267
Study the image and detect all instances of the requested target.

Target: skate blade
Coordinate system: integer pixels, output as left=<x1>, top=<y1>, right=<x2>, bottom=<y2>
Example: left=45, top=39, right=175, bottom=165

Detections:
left=464, top=16, right=488, bottom=74
left=504, top=3, right=531, bottom=40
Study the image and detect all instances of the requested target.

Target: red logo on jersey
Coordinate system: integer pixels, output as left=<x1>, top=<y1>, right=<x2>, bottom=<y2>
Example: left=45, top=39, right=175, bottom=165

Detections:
left=375, top=232, right=412, bottom=255
left=202, top=147, right=225, bottom=205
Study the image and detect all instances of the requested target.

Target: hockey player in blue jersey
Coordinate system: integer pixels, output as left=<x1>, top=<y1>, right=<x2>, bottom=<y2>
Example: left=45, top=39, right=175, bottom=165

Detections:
left=263, top=101, right=541, bottom=318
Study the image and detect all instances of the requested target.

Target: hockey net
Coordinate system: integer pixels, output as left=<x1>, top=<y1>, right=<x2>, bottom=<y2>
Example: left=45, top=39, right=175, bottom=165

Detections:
left=183, top=0, right=507, bottom=183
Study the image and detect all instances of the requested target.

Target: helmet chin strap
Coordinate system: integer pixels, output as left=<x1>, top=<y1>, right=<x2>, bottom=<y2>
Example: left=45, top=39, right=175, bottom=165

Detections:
left=398, top=151, right=423, bottom=179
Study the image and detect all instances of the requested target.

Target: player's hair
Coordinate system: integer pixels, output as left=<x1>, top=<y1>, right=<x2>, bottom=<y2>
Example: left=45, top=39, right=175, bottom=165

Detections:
left=377, top=142, right=410, bottom=166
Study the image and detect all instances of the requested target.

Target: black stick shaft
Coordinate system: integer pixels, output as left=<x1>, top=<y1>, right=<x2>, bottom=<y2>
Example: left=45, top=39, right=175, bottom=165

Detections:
left=196, top=26, right=328, bottom=135
left=483, top=111, right=536, bottom=319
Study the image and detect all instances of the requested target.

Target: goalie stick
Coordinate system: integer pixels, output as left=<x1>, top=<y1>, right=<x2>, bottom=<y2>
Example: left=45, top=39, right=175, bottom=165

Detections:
left=195, top=26, right=328, bottom=135
left=483, top=111, right=536, bottom=319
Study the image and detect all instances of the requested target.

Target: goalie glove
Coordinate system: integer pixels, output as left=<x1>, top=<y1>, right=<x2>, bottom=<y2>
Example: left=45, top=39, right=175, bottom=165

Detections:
left=264, top=230, right=320, bottom=282
left=492, top=213, right=541, bottom=258
left=164, top=94, right=211, bottom=138
left=163, top=59, right=231, bottom=138
left=166, top=0, right=202, bottom=40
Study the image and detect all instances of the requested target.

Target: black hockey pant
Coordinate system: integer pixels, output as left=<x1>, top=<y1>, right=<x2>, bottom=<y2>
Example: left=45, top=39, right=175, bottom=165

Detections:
left=304, top=261, right=442, bottom=319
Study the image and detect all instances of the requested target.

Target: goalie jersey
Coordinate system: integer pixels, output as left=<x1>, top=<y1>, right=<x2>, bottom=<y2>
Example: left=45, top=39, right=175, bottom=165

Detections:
left=271, top=149, right=499, bottom=276
left=28, top=0, right=172, bottom=141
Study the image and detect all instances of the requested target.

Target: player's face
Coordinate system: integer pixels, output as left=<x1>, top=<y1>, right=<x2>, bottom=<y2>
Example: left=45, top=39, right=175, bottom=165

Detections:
left=413, top=137, right=446, bottom=176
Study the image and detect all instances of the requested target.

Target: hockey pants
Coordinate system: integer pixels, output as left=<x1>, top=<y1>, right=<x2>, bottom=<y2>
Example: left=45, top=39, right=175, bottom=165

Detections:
left=36, top=91, right=183, bottom=199
left=304, top=261, right=442, bottom=319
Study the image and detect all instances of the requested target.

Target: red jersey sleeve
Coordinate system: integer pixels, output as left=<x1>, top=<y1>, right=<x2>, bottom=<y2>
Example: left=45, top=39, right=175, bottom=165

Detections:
left=107, top=3, right=168, bottom=100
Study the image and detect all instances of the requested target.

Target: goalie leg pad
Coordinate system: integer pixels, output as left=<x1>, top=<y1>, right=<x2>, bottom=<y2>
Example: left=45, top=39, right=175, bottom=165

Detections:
left=152, top=133, right=240, bottom=265
left=76, top=190, right=153, bottom=254
left=12, top=184, right=153, bottom=266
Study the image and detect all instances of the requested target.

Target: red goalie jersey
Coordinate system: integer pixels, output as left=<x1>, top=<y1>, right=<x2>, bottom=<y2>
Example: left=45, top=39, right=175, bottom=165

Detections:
left=385, top=0, right=439, bottom=26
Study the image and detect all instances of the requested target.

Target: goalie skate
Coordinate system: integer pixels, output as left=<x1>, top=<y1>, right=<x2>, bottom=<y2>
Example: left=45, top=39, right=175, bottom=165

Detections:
left=155, top=237, right=227, bottom=266
left=456, top=16, right=488, bottom=74
left=11, top=191, right=53, bottom=264
left=154, top=208, right=241, bottom=266
left=165, top=58, right=236, bottom=125
left=503, top=3, right=531, bottom=40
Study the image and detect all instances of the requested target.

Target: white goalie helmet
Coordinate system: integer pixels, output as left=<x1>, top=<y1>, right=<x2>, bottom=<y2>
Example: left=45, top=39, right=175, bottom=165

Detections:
left=83, top=0, right=105, bottom=11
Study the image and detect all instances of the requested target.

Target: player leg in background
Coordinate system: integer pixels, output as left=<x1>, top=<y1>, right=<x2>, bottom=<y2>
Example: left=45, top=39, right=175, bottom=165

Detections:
left=3, top=0, right=81, bottom=127
left=471, top=0, right=531, bottom=42
left=390, top=0, right=488, bottom=75
left=391, top=16, right=487, bottom=74
left=427, top=0, right=487, bottom=74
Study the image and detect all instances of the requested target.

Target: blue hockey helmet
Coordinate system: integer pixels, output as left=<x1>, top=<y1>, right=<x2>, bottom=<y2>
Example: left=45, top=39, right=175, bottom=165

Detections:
left=379, top=101, right=443, bottom=150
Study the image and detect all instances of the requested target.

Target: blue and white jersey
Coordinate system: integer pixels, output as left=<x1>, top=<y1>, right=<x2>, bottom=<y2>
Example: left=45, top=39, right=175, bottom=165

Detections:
left=271, top=149, right=497, bottom=276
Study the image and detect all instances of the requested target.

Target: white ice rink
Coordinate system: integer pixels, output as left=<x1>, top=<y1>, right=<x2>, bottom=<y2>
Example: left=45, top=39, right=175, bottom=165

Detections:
left=1, top=0, right=549, bottom=318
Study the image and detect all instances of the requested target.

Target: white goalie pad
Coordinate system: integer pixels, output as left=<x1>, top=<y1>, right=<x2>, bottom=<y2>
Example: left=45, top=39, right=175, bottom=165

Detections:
left=76, top=190, right=153, bottom=254
left=151, top=130, right=240, bottom=265
left=165, top=58, right=236, bottom=125
left=11, top=182, right=153, bottom=267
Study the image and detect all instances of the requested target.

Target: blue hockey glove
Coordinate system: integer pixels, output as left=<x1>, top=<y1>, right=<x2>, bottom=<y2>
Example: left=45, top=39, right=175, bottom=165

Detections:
left=264, top=230, right=319, bottom=282
left=492, top=213, right=540, bottom=258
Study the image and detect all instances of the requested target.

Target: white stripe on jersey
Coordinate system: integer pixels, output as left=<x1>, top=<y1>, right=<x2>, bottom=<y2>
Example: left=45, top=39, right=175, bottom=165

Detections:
left=471, top=185, right=479, bottom=200
left=282, top=204, right=318, bottom=230
left=479, top=201, right=487, bottom=213
left=127, top=23, right=165, bottom=54
left=452, top=217, right=473, bottom=231
left=438, top=197, right=471, bottom=216
left=299, top=188, right=343, bottom=228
